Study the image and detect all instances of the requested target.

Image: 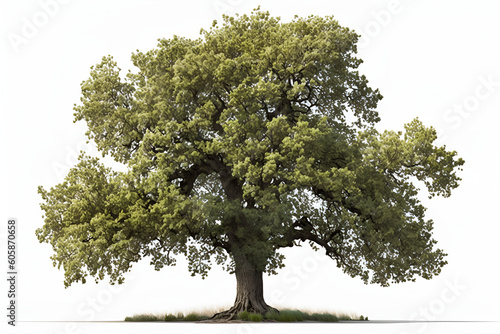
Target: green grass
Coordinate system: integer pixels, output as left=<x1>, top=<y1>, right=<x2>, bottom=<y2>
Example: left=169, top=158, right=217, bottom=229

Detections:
left=125, top=308, right=368, bottom=322
left=237, top=311, right=264, bottom=322
left=124, top=313, right=164, bottom=322
left=125, top=312, right=211, bottom=322
left=185, top=312, right=210, bottom=321
left=265, top=310, right=306, bottom=322
left=125, top=306, right=225, bottom=322
left=254, top=309, right=367, bottom=322
left=263, top=309, right=343, bottom=322
left=164, top=313, right=178, bottom=322
left=310, top=312, right=338, bottom=322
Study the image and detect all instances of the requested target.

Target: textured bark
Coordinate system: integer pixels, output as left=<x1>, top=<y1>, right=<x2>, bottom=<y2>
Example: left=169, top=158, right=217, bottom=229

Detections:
left=211, top=254, right=278, bottom=321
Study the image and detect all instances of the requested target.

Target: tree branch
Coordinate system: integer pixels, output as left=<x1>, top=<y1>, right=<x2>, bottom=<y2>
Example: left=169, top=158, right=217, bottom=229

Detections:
left=277, top=216, right=345, bottom=264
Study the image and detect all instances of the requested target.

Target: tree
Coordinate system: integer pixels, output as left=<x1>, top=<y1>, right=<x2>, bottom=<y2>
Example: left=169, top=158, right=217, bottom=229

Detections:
left=37, top=10, right=464, bottom=319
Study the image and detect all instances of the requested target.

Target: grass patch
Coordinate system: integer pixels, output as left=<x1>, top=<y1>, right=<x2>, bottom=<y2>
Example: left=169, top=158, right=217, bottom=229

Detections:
left=164, top=313, right=178, bottom=322
left=310, top=312, right=338, bottom=322
left=124, top=313, right=163, bottom=322
left=238, top=311, right=263, bottom=322
left=184, top=312, right=209, bottom=321
left=264, top=309, right=366, bottom=322
left=126, top=306, right=227, bottom=322
left=125, top=312, right=210, bottom=322
left=237, top=311, right=250, bottom=321
left=249, top=313, right=263, bottom=322
left=125, top=307, right=368, bottom=322
left=265, top=310, right=306, bottom=322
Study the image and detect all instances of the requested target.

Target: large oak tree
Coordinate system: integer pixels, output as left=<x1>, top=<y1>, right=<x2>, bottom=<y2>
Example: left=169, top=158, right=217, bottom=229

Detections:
left=37, top=10, right=464, bottom=319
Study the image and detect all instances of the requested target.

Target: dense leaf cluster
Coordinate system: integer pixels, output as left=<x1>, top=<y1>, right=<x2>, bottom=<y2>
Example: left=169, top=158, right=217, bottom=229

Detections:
left=37, top=10, right=463, bottom=287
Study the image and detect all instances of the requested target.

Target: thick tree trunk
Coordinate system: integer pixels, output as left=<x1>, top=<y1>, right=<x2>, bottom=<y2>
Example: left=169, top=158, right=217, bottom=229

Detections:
left=210, top=254, right=278, bottom=321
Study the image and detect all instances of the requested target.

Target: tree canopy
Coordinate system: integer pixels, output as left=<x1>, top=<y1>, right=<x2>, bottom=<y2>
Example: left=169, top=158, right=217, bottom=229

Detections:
left=37, top=10, right=464, bottom=312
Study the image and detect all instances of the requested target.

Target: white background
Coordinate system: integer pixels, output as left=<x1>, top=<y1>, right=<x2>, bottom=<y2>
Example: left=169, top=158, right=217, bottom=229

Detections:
left=1, top=0, right=499, bottom=333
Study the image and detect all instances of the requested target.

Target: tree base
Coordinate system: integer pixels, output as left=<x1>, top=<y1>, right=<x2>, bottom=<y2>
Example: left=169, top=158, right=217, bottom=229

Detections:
left=212, top=253, right=278, bottom=321
left=210, top=299, right=279, bottom=321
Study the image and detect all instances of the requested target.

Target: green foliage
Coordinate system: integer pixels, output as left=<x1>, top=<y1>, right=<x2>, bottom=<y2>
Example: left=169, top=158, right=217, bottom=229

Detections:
left=37, top=8, right=464, bottom=289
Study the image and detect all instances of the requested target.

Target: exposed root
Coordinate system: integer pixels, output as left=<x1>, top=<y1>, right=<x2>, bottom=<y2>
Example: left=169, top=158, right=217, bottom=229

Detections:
left=209, top=300, right=279, bottom=321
